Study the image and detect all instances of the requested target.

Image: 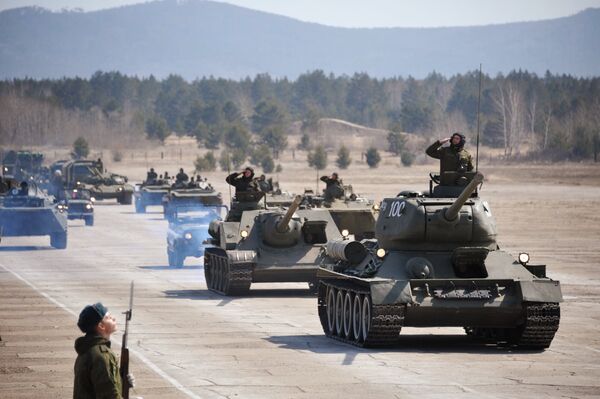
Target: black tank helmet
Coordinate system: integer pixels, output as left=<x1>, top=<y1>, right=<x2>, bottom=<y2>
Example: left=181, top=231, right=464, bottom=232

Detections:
left=450, top=132, right=466, bottom=149
left=244, top=166, right=255, bottom=179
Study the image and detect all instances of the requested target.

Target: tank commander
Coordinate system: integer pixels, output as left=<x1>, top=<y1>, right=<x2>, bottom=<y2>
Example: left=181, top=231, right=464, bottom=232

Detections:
left=320, top=172, right=344, bottom=202
left=426, top=132, right=474, bottom=174
left=164, top=171, right=170, bottom=180
left=73, top=302, right=135, bottom=399
left=226, top=166, right=258, bottom=197
left=146, top=168, right=158, bottom=183
left=175, top=168, right=189, bottom=183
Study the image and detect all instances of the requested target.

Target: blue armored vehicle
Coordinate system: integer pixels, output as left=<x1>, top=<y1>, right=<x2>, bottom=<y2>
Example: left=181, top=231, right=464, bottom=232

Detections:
left=0, top=182, right=68, bottom=249
left=163, top=181, right=222, bottom=221
left=134, top=179, right=171, bottom=213
left=166, top=205, right=228, bottom=268
left=317, top=172, right=562, bottom=349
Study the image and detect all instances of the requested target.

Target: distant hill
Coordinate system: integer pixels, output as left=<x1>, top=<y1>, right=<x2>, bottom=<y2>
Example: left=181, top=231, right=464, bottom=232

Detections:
left=1, top=0, right=599, bottom=79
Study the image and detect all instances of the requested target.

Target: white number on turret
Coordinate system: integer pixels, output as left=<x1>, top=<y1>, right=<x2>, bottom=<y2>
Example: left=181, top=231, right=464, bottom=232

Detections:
left=388, top=200, right=406, bottom=218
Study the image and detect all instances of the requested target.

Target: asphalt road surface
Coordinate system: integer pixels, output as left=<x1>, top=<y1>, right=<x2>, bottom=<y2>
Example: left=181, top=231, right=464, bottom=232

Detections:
left=1, top=182, right=600, bottom=399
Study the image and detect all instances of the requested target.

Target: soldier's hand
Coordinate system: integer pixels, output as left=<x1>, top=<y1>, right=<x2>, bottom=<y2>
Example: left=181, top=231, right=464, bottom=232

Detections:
left=127, top=373, right=136, bottom=388
left=440, top=137, right=451, bottom=144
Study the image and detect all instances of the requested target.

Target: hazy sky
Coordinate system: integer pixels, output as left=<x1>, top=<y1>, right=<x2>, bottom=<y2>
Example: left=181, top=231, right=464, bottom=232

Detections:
left=1, top=0, right=600, bottom=27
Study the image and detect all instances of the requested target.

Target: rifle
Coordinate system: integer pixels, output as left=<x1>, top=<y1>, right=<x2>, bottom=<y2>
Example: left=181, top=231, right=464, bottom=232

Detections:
left=120, top=281, right=134, bottom=399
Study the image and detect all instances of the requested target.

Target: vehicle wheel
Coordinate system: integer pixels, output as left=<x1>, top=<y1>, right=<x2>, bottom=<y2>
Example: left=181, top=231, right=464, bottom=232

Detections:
left=50, top=232, right=67, bottom=249
left=85, top=216, right=94, bottom=226
left=135, top=199, right=145, bottom=213
left=168, top=249, right=184, bottom=268
left=119, top=192, right=133, bottom=205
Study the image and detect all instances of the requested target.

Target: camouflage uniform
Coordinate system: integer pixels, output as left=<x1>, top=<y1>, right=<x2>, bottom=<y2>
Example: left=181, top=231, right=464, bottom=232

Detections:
left=73, top=334, right=122, bottom=399
left=320, top=176, right=344, bottom=202
left=426, top=139, right=473, bottom=174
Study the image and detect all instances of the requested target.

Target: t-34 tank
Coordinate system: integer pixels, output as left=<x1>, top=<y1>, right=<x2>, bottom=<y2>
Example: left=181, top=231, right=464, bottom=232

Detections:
left=0, top=183, right=68, bottom=248
left=317, top=172, right=562, bottom=349
left=204, top=195, right=343, bottom=295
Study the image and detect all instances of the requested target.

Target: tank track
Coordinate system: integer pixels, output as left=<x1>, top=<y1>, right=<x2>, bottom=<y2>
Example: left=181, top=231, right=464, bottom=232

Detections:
left=318, top=281, right=404, bottom=347
left=465, top=302, right=560, bottom=349
left=204, top=252, right=252, bottom=295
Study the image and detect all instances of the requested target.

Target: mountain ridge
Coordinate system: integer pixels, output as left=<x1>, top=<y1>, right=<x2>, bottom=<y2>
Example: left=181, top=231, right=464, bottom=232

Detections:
left=1, top=0, right=598, bottom=79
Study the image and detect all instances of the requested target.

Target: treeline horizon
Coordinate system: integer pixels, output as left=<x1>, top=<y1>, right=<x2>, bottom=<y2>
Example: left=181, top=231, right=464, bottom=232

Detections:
left=1, top=69, right=598, bottom=162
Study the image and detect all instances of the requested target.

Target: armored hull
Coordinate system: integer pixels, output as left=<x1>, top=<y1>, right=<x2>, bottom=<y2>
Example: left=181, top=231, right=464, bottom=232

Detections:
left=0, top=194, right=68, bottom=248
left=317, top=172, right=561, bottom=349
left=204, top=196, right=342, bottom=295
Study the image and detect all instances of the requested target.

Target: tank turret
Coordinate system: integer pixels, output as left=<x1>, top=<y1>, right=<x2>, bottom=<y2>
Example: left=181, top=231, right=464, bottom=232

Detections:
left=376, top=172, right=496, bottom=251
left=261, top=195, right=303, bottom=247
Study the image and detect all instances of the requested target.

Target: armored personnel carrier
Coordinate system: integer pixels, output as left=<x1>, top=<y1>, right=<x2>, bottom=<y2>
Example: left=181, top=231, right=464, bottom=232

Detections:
left=204, top=195, right=343, bottom=295
left=163, top=181, right=222, bottom=221
left=62, top=160, right=133, bottom=204
left=166, top=205, right=228, bottom=268
left=1, top=150, right=44, bottom=181
left=134, top=179, right=171, bottom=213
left=317, top=172, right=561, bottom=349
left=0, top=182, right=68, bottom=248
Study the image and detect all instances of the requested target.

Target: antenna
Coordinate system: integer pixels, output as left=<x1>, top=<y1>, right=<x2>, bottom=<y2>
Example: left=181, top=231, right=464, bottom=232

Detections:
left=476, top=64, right=482, bottom=172
left=226, top=150, right=232, bottom=208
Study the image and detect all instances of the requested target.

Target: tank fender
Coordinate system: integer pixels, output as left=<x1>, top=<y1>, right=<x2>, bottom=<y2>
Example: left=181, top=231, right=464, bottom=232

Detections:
left=370, top=280, right=413, bottom=305
left=518, top=280, right=563, bottom=303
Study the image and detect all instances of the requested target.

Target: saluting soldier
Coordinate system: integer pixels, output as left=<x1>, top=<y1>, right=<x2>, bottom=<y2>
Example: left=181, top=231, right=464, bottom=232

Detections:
left=320, top=172, right=344, bottom=202
left=426, top=132, right=474, bottom=174
left=226, top=166, right=258, bottom=197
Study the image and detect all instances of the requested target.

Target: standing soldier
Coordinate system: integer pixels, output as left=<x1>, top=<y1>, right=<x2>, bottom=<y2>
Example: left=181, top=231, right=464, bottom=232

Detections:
left=226, top=166, right=257, bottom=196
left=426, top=132, right=473, bottom=174
left=96, top=158, right=104, bottom=173
left=73, top=302, right=135, bottom=399
left=320, top=172, right=344, bottom=202
left=175, top=168, right=189, bottom=183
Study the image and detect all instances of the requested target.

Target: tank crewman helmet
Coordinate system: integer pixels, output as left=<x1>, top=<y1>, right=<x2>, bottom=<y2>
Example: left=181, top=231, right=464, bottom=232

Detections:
left=450, top=132, right=466, bottom=149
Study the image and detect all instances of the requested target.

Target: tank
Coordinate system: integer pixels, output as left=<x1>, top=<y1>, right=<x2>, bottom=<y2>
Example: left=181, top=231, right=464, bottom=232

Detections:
left=306, top=184, right=378, bottom=240
left=134, top=179, right=171, bottom=213
left=1, top=150, right=44, bottom=181
left=62, top=160, right=133, bottom=204
left=204, top=195, right=343, bottom=295
left=316, top=171, right=562, bottom=349
left=0, top=183, right=68, bottom=248
left=162, top=181, right=223, bottom=221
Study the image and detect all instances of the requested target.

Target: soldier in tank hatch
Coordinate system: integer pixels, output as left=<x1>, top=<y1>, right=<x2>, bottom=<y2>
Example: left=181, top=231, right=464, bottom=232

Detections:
left=426, top=132, right=473, bottom=174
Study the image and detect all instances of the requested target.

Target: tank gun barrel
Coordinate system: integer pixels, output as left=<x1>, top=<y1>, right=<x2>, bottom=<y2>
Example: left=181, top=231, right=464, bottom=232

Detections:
left=275, top=195, right=303, bottom=233
left=444, top=172, right=484, bottom=221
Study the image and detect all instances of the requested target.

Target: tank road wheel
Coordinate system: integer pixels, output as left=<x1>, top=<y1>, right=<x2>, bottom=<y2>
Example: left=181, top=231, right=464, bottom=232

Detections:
left=352, top=294, right=363, bottom=342
left=84, top=216, right=94, bottom=226
left=361, top=295, right=372, bottom=342
left=326, top=288, right=337, bottom=334
left=335, top=290, right=345, bottom=336
left=343, top=291, right=353, bottom=339
left=50, top=232, right=67, bottom=249
left=168, top=249, right=184, bottom=268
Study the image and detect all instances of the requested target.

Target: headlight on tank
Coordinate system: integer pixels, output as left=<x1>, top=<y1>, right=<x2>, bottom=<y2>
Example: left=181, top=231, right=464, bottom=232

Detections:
left=373, top=203, right=380, bottom=211
left=184, top=232, right=193, bottom=240
left=518, top=252, right=530, bottom=265
left=90, top=197, right=96, bottom=202
left=341, top=229, right=349, bottom=238
left=240, top=230, right=249, bottom=239
left=376, top=248, right=386, bottom=258
left=117, top=187, right=123, bottom=192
